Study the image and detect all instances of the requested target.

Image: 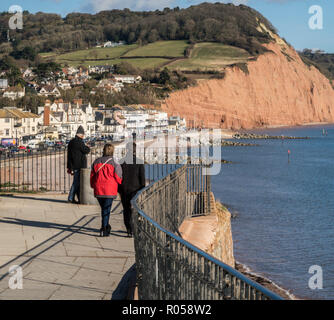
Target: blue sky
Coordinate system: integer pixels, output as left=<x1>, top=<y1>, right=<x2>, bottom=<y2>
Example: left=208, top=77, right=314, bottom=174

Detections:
left=0, top=0, right=333, bottom=52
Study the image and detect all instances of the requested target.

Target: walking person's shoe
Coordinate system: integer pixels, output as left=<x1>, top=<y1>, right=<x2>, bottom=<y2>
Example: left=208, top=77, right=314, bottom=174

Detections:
left=126, top=228, right=133, bottom=238
left=100, top=226, right=110, bottom=237
left=68, top=199, right=79, bottom=204
left=106, top=224, right=111, bottom=236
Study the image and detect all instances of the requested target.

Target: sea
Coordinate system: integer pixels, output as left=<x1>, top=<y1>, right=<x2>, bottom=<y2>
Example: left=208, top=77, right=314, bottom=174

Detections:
left=211, top=125, right=334, bottom=300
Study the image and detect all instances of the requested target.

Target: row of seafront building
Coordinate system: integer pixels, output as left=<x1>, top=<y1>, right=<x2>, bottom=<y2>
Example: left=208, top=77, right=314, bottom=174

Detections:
left=0, top=100, right=186, bottom=144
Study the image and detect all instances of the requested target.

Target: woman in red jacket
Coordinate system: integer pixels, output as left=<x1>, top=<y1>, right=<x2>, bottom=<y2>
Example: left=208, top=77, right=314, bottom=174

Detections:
left=90, top=144, right=122, bottom=237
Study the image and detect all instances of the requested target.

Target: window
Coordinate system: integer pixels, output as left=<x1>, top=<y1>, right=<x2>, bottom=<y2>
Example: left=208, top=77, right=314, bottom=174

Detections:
left=5, top=118, right=10, bottom=123
left=5, top=129, right=9, bottom=136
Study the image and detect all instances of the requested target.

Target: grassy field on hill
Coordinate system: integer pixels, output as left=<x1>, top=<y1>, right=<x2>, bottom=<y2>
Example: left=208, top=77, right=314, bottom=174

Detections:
left=44, top=45, right=137, bottom=65
left=41, top=41, right=251, bottom=72
left=168, top=43, right=250, bottom=71
left=41, top=41, right=188, bottom=68
left=123, top=40, right=189, bottom=57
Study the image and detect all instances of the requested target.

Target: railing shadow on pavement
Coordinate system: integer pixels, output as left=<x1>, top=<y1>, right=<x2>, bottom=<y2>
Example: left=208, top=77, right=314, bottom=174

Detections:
left=0, top=217, right=99, bottom=235
left=0, top=194, right=69, bottom=204
left=0, top=215, right=96, bottom=281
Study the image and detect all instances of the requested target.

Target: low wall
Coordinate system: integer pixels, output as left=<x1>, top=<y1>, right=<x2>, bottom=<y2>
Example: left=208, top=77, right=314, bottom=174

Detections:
left=179, top=193, right=235, bottom=268
left=208, top=200, right=235, bottom=268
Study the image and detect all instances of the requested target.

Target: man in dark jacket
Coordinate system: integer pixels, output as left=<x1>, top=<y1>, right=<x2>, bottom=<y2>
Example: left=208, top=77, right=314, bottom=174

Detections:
left=119, top=142, right=145, bottom=237
left=67, top=126, right=90, bottom=204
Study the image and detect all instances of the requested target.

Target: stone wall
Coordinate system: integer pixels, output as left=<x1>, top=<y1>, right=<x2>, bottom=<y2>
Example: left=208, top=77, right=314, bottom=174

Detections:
left=179, top=193, right=235, bottom=268
left=207, top=199, right=235, bottom=268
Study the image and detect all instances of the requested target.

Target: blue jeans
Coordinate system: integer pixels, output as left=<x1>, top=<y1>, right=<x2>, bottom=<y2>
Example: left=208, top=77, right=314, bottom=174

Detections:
left=97, top=198, right=114, bottom=228
left=68, top=170, right=80, bottom=202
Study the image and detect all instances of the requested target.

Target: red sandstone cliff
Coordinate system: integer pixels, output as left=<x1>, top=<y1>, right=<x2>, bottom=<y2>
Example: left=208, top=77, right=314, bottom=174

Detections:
left=162, top=42, right=334, bottom=129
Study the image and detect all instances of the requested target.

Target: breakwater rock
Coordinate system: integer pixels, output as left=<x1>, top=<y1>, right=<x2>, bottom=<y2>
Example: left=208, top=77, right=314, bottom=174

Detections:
left=221, top=140, right=259, bottom=146
left=233, top=133, right=309, bottom=140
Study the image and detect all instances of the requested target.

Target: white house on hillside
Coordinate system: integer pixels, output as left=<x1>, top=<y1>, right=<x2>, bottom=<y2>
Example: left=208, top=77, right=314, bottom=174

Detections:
left=57, top=79, right=72, bottom=90
left=3, top=86, right=25, bottom=100
left=0, top=79, right=8, bottom=90
left=113, top=75, right=142, bottom=84
left=37, top=85, right=61, bottom=97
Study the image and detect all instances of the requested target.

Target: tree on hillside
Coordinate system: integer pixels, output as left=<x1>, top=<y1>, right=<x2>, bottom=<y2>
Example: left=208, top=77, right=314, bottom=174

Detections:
left=114, top=62, right=139, bottom=75
left=0, top=3, right=277, bottom=56
left=158, top=68, right=170, bottom=85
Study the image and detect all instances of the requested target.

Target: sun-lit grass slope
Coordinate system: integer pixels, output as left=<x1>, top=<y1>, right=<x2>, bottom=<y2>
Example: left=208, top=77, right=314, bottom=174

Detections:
left=41, top=41, right=250, bottom=71
left=167, top=43, right=250, bottom=71
left=48, top=45, right=137, bottom=64
left=123, top=41, right=189, bottom=58
left=41, top=43, right=172, bottom=69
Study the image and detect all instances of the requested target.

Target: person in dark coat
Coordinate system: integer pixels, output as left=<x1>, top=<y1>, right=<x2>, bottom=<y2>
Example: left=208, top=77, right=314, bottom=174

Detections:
left=119, top=142, right=146, bottom=237
left=67, top=126, right=90, bottom=204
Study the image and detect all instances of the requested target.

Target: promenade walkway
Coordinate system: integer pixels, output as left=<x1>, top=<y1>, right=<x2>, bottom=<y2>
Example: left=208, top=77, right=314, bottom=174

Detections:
left=0, top=193, right=135, bottom=300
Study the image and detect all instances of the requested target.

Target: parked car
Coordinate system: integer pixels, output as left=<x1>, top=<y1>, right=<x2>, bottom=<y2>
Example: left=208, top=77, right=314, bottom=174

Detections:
left=9, top=146, right=19, bottom=154
left=54, top=141, right=63, bottom=149
left=27, top=142, right=37, bottom=149
left=37, top=142, right=48, bottom=151
left=0, top=145, right=6, bottom=155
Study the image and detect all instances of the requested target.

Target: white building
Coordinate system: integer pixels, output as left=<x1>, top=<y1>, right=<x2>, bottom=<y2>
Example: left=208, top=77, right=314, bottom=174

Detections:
left=113, top=75, right=142, bottom=84
left=38, top=100, right=95, bottom=138
left=168, top=116, right=187, bottom=132
left=88, top=65, right=113, bottom=74
left=37, top=85, right=61, bottom=97
left=146, top=111, right=169, bottom=133
left=0, top=79, right=8, bottom=90
left=57, top=79, right=72, bottom=90
left=116, top=108, right=169, bottom=135
left=3, top=86, right=25, bottom=100
left=103, top=41, right=125, bottom=48
left=97, top=79, right=124, bottom=93
left=0, top=107, right=39, bottom=141
left=22, top=68, right=35, bottom=79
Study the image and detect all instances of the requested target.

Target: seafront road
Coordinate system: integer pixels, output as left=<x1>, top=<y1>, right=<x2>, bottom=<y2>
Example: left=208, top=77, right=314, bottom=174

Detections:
left=0, top=193, right=135, bottom=300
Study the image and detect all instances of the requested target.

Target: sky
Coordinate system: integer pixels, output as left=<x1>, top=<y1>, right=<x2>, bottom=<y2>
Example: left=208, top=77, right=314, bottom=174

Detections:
left=0, top=0, right=333, bottom=52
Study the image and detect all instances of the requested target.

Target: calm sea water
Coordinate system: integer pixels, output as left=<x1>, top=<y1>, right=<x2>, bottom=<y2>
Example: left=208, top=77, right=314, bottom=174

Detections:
left=211, top=125, right=334, bottom=300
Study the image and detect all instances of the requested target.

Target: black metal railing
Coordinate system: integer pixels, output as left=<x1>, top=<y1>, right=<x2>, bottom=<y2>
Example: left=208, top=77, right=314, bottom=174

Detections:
left=0, top=146, right=190, bottom=193
left=131, top=164, right=283, bottom=300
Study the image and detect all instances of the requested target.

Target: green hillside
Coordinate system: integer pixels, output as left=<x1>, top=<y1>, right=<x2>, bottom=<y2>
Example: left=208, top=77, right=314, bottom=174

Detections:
left=42, top=41, right=188, bottom=69
left=123, top=41, right=189, bottom=58
left=53, top=45, right=138, bottom=62
left=0, top=3, right=277, bottom=56
left=168, top=43, right=250, bottom=71
left=41, top=40, right=251, bottom=73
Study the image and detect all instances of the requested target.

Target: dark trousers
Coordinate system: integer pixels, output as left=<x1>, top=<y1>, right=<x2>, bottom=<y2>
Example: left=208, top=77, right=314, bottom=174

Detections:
left=97, top=198, right=114, bottom=229
left=120, top=191, right=136, bottom=234
left=68, top=170, right=80, bottom=202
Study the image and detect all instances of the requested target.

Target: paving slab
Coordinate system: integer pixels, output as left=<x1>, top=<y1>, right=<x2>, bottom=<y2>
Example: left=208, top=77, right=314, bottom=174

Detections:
left=0, top=193, right=135, bottom=300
